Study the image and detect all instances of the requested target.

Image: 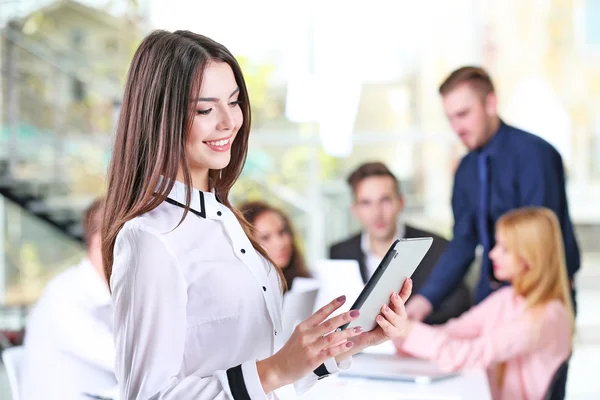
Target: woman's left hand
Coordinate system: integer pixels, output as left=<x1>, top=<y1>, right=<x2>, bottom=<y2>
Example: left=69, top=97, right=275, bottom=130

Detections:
left=336, top=278, right=413, bottom=361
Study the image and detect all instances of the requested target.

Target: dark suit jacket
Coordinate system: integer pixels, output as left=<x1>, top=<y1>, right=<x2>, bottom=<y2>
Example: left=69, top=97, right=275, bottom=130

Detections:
left=419, top=121, right=580, bottom=306
left=329, top=224, right=471, bottom=324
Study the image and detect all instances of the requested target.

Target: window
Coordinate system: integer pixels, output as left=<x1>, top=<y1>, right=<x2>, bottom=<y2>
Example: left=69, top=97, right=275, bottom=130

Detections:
left=585, top=0, right=600, bottom=46
left=105, top=38, right=118, bottom=53
left=70, top=28, right=85, bottom=48
left=72, top=78, right=85, bottom=102
left=594, top=103, right=600, bottom=178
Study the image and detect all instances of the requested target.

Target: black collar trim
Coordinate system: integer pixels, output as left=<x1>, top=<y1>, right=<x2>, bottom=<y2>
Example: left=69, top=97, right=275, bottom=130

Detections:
left=164, top=190, right=206, bottom=219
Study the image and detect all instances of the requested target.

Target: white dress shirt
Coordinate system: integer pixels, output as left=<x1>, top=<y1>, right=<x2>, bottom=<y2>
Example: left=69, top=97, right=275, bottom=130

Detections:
left=360, top=222, right=406, bottom=278
left=111, top=180, right=348, bottom=400
left=21, top=258, right=116, bottom=400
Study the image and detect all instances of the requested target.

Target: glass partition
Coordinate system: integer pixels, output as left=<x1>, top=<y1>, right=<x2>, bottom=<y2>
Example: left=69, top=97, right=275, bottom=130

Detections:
left=1, top=197, right=83, bottom=308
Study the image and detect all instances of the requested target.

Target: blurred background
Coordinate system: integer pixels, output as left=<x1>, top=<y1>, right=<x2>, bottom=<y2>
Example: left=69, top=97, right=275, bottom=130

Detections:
left=0, top=0, right=599, bottom=398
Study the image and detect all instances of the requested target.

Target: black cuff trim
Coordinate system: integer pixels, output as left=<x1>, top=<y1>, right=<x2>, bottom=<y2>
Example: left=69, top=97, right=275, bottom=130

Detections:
left=314, top=363, right=330, bottom=380
left=226, top=364, right=251, bottom=400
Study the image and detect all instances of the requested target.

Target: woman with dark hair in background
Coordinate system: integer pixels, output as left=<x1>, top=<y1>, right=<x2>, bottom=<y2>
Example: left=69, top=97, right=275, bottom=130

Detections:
left=240, top=201, right=311, bottom=291
left=101, top=29, right=412, bottom=399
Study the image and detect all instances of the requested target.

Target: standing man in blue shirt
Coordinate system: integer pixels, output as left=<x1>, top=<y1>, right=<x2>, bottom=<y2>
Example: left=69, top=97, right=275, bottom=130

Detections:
left=406, top=66, right=580, bottom=323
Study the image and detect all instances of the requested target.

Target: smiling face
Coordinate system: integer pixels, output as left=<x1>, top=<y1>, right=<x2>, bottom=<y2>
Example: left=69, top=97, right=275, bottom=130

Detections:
left=442, top=83, right=498, bottom=151
left=185, top=61, right=243, bottom=179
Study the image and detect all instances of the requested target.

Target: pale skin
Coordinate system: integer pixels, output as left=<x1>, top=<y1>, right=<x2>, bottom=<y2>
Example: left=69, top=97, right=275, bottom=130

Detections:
left=400, top=230, right=526, bottom=339
left=87, top=230, right=108, bottom=287
left=405, top=82, right=502, bottom=321
left=254, top=211, right=293, bottom=269
left=352, top=175, right=404, bottom=259
left=179, top=61, right=413, bottom=394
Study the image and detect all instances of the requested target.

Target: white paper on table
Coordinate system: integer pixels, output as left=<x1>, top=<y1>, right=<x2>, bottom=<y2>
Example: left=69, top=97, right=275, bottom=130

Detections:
left=312, top=259, right=365, bottom=318
left=289, top=276, right=321, bottom=292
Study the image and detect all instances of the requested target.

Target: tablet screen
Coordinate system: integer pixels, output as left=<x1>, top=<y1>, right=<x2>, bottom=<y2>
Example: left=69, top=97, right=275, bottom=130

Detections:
left=339, top=237, right=433, bottom=332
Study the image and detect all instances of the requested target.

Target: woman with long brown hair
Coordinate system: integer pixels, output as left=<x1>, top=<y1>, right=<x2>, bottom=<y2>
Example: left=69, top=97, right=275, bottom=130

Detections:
left=239, top=201, right=311, bottom=291
left=102, top=30, right=412, bottom=399
left=394, top=207, right=574, bottom=400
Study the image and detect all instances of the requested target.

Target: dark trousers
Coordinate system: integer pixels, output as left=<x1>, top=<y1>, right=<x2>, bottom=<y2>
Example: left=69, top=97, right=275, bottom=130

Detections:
left=552, top=288, right=577, bottom=400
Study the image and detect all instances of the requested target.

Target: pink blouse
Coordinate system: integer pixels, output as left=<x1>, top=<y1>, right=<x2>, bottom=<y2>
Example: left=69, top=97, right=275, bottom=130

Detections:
left=398, top=287, right=571, bottom=400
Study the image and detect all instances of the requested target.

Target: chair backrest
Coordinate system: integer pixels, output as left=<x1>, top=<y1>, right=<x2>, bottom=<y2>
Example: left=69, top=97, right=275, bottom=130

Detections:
left=2, top=345, right=24, bottom=400
left=544, top=358, right=570, bottom=400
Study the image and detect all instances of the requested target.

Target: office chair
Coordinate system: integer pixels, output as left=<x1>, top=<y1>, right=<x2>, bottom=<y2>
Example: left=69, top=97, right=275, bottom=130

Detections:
left=2, top=346, right=25, bottom=400
left=544, top=357, right=570, bottom=400
left=2, top=345, right=24, bottom=400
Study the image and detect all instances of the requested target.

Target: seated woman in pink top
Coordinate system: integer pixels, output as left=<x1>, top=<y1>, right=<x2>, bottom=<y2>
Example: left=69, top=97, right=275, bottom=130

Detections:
left=391, top=207, right=574, bottom=400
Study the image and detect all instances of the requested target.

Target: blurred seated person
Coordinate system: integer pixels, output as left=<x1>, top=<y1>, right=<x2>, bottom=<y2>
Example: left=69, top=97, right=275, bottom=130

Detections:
left=21, top=198, right=116, bottom=400
left=240, top=201, right=312, bottom=291
left=329, top=162, right=471, bottom=324
left=394, top=208, right=573, bottom=400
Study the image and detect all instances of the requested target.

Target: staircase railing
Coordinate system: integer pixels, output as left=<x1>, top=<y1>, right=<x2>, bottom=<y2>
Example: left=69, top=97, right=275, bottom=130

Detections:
left=1, top=21, right=116, bottom=242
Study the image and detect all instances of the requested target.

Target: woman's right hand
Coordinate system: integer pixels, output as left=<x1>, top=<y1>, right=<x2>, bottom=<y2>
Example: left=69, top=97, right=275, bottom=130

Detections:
left=256, top=295, right=362, bottom=393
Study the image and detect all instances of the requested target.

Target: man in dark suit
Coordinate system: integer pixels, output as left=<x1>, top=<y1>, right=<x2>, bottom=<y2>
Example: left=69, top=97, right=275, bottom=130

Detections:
left=403, top=67, right=580, bottom=399
left=405, top=66, right=580, bottom=319
left=329, top=162, right=471, bottom=324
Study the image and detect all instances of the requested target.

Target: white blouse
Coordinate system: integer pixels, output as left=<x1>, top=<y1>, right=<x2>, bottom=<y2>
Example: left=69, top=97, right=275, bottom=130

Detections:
left=110, top=180, right=347, bottom=399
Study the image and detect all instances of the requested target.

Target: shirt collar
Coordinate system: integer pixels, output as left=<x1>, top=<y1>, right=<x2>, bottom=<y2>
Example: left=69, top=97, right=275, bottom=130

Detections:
left=478, top=118, right=508, bottom=157
left=360, top=221, right=406, bottom=257
left=164, top=178, right=223, bottom=220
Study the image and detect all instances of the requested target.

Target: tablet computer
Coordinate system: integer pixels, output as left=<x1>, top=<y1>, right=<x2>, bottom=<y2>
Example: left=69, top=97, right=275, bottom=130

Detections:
left=339, top=237, right=433, bottom=332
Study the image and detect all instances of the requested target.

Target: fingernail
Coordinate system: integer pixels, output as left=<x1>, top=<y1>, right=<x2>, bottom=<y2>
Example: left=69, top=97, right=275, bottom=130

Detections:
left=377, top=315, right=383, bottom=321
left=350, top=310, right=360, bottom=318
left=346, top=341, right=354, bottom=348
left=354, top=327, right=363, bottom=333
left=337, top=295, right=346, bottom=303
left=383, top=304, right=390, bottom=312
left=392, top=292, right=399, bottom=300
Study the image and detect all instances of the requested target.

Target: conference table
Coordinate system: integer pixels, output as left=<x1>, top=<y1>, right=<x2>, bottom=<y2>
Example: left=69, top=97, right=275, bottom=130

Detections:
left=95, top=346, right=492, bottom=400
left=97, top=364, right=490, bottom=400
left=296, top=345, right=492, bottom=400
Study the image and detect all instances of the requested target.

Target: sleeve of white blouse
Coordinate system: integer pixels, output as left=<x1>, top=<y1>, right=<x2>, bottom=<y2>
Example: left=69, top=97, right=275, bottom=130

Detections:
left=111, top=223, right=269, bottom=400
left=292, top=356, right=352, bottom=395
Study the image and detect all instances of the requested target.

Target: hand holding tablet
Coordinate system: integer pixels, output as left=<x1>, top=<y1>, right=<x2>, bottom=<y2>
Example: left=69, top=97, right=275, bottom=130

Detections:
left=351, top=277, right=414, bottom=351
left=312, top=238, right=433, bottom=363
left=340, top=237, right=433, bottom=332
left=319, top=238, right=432, bottom=363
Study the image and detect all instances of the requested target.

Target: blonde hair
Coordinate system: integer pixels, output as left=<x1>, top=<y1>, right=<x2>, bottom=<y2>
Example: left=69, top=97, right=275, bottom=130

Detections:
left=494, top=207, right=575, bottom=385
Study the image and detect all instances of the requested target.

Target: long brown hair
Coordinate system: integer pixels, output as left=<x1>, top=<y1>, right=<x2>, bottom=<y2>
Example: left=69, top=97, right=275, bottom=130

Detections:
left=102, top=30, right=284, bottom=290
left=240, top=201, right=311, bottom=290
